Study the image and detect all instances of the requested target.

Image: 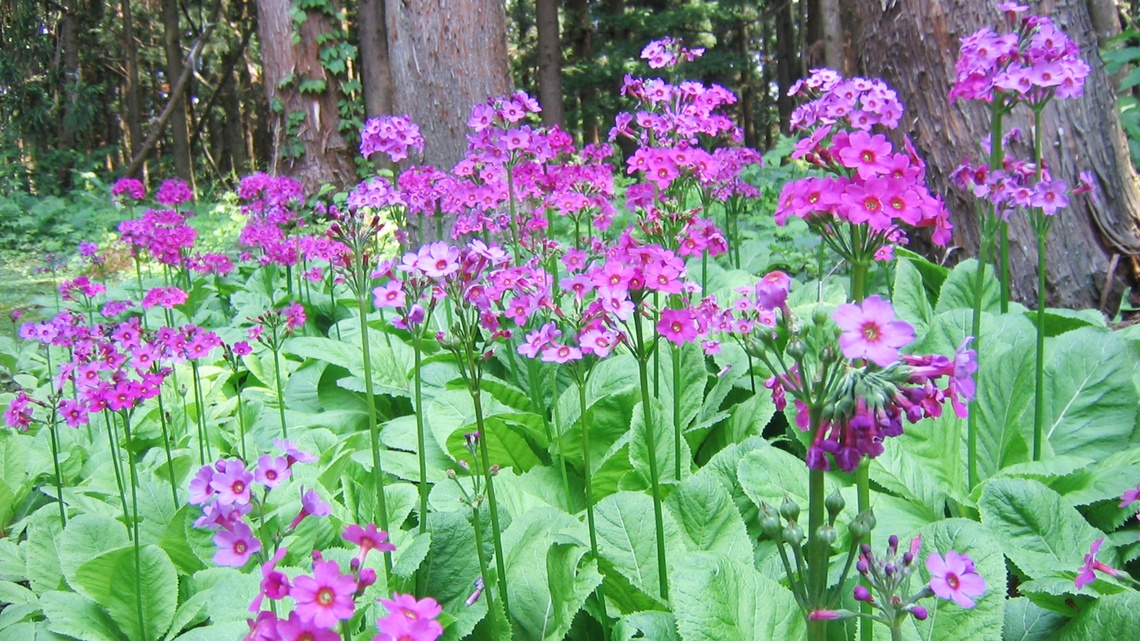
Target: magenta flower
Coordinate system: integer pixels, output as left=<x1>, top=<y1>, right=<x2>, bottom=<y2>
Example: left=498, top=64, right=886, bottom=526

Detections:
left=213, top=520, right=262, bottom=567
left=657, top=308, right=699, bottom=345
left=927, top=550, right=986, bottom=608
left=250, top=547, right=290, bottom=612
left=754, top=271, right=791, bottom=310
left=833, top=295, right=915, bottom=367
left=188, top=464, right=218, bottom=505
left=375, top=594, right=444, bottom=641
left=210, top=460, right=254, bottom=505
left=343, top=523, right=396, bottom=566
left=289, top=487, right=332, bottom=529
left=837, top=131, right=895, bottom=179
left=1120, top=483, right=1140, bottom=508
left=276, top=610, right=339, bottom=641
left=275, top=438, right=317, bottom=465
left=254, top=454, right=291, bottom=489
left=1076, top=538, right=1121, bottom=589
left=291, top=559, right=357, bottom=628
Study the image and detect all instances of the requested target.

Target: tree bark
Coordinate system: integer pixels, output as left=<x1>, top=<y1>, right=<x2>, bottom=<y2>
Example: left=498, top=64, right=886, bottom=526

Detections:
left=566, top=0, right=598, bottom=144
left=256, top=0, right=357, bottom=192
left=819, top=0, right=845, bottom=72
left=162, top=0, right=193, bottom=182
left=535, top=0, right=564, bottom=128
left=385, top=0, right=512, bottom=171
left=121, top=0, right=143, bottom=158
left=57, top=0, right=80, bottom=188
left=774, top=0, right=798, bottom=133
left=358, top=0, right=395, bottom=118
left=844, top=0, right=1140, bottom=310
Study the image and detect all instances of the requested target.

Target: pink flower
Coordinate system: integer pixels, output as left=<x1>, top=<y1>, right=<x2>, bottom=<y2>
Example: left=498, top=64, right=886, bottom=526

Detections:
left=541, top=343, right=582, bottom=364
left=833, top=295, right=915, bottom=367
left=343, top=523, right=396, bottom=566
left=837, top=131, right=895, bottom=179
left=255, top=455, right=291, bottom=489
left=927, top=550, right=986, bottom=608
left=375, top=594, right=443, bottom=641
left=188, top=464, right=217, bottom=505
left=250, top=547, right=290, bottom=612
left=657, top=308, right=700, bottom=345
left=276, top=611, right=339, bottom=641
left=1076, top=538, right=1121, bottom=589
left=1120, top=483, right=1140, bottom=508
left=213, top=520, right=262, bottom=567
left=291, top=559, right=357, bottom=628
left=210, top=460, right=254, bottom=505
left=373, top=281, right=406, bottom=309
left=289, top=487, right=331, bottom=529
left=755, top=271, right=791, bottom=310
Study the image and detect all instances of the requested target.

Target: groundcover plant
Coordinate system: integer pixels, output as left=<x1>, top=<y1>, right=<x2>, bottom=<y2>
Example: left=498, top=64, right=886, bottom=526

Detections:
left=3, top=8, right=1140, bottom=641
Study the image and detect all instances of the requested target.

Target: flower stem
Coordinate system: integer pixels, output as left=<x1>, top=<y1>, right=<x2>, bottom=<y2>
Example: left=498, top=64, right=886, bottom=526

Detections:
left=577, top=375, right=609, bottom=630
left=190, top=361, right=212, bottom=463
left=807, top=465, right=828, bottom=641
left=470, top=503, right=498, bottom=639
left=471, top=385, right=511, bottom=616
left=672, top=343, right=682, bottom=481
left=356, top=294, right=394, bottom=581
left=270, top=347, right=288, bottom=442
left=633, top=304, right=669, bottom=601
left=103, top=409, right=130, bottom=539
left=413, top=333, right=429, bottom=535
left=849, top=259, right=872, bottom=641
left=551, top=371, right=573, bottom=513
left=155, top=390, right=179, bottom=510
left=120, top=413, right=146, bottom=641
left=47, top=409, right=67, bottom=526
left=1033, top=224, right=1048, bottom=461
left=989, top=104, right=1009, bottom=313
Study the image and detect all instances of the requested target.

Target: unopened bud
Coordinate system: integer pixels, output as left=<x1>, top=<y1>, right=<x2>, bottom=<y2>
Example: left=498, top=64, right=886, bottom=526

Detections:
left=783, top=523, right=805, bottom=546
left=825, top=490, right=845, bottom=523
left=358, top=568, right=377, bottom=588
left=812, top=308, right=829, bottom=327
left=787, top=340, right=807, bottom=360
left=911, top=605, right=929, bottom=621
left=853, top=585, right=872, bottom=602
left=816, top=524, right=837, bottom=547
left=779, top=496, right=801, bottom=523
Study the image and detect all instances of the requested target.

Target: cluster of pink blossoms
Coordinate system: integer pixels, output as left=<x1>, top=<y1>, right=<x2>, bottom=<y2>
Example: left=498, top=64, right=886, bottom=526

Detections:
left=778, top=69, right=952, bottom=253
left=155, top=178, right=194, bottom=208
left=949, top=3, right=1090, bottom=105
left=111, top=177, right=146, bottom=201
left=118, top=208, right=199, bottom=266
left=640, top=36, right=704, bottom=69
left=360, top=114, right=425, bottom=162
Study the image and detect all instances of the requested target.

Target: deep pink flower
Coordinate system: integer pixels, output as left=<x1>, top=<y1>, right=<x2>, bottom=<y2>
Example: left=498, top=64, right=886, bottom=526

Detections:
left=250, top=547, right=290, bottom=612
left=275, top=438, right=317, bottom=465
left=276, top=611, right=339, bottom=641
left=541, top=343, right=582, bottom=364
left=657, top=308, right=699, bottom=345
left=837, top=131, right=895, bottom=179
left=375, top=594, right=443, bottom=641
left=289, top=487, right=331, bottom=529
left=833, top=295, right=915, bottom=367
left=291, top=559, right=357, bottom=628
left=927, top=550, right=986, bottom=608
left=1120, top=483, right=1140, bottom=508
left=755, top=271, right=791, bottom=310
left=210, top=460, right=254, bottom=505
left=343, top=523, right=396, bottom=566
left=214, top=520, right=262, bottom=567
left=1076, top=538, right=1121, bottom=589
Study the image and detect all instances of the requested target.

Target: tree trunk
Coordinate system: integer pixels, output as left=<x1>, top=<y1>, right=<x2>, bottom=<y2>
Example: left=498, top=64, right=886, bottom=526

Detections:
left=57, top=0, right=80, bottom=189
left=385, top=0, right=512, bottom=171
left=162, top=0, right=193, bottom=182
left=774, top=0, right=798, bottom=133
left=844, top=0, right=1140, bottom=310
left=121, top=0, right=143, bottom=158
left=566, top=0, right=598, bottom=144
left=535, top=0, right=564, bottom=128
left=256, top=0, right=357, bottom=192
left=358, top=0, right=395, bottom=118
left=819, top=0, right=845, bottom=72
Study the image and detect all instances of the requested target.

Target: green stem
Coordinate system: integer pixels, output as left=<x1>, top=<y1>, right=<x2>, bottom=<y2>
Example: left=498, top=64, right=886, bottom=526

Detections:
left=104, top=410, right=131, bottom=539
left=672, top=343, right=682, bottom=481
left=271, top=347, right=288, bottom=441
left=413, top=333, right=429, bottom=535
left=155, top=391, right=179, bottom=509
left=551, top=371, right=573, bottom=513
left=235, top=386, right=248, bottom=462
left=506, top=165, right=520, bottom=263
left=47, top=409, right=67, bottom=526
left=806, top=465, right=828, bottom=641
left=577, top=376, right=608, bottom=629
left=850, top=260, right=872, bottom=641
left=990, top=104, right=1009, bottom=313
left=191, top=362, right=212, bottom=462
left=1033, top=226, right=1047, bottom=461
left=633, top=305, right=669, bottom=601
left=357, top=295, right=394, bottom=580
left=471, top=385, right=511, bottom=616
left=966, top=232, right=993, bottom=491
left=470, top=503, right=499, bottom=639
left=890, top=623, right=903, bottom=641
left=121, top=414, right=146, bottom=641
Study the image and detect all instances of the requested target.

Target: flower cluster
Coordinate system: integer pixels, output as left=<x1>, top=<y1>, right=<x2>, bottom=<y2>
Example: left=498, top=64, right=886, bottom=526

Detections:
left=640, top=36, right=705, bottom=69
left=111, top=177, right=146, bottom=201
left=155, top=178, right=194, bottom=208
left=118, top=208, right=198, bottom=266
left=949, top=4, right=1090, bottom=105
left=360, top=114, right=425, bottom=163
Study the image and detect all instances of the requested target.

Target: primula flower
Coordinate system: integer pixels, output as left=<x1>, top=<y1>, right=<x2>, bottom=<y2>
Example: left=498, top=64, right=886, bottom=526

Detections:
left=210, top=459, right=254, bottom=505
left=375, top=594, right=444, bottom=641
left=289, top=487, right=332, bottom=529
left=291, top=559, right=357, bottom=628
left=343, top=523, right=396, bottom=567
left=250, top=547, right=290, bottom=612
left=214, top=520, right=262, bottom=567
left=657, top=308, right=699, bottom=345
left=276, top=611, right=339, bottom=641
left=254, top=454, right=291, bottom=489
left=833, top=295, right=915, bottom=367
left=1075, top=538, right=1121, bottom=589
left=927, top=550, right=986, bottom=608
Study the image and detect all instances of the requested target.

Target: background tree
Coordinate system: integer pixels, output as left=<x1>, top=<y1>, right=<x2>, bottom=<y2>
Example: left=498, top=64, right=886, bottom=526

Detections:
left=843, top=0, right=1140, bottom=310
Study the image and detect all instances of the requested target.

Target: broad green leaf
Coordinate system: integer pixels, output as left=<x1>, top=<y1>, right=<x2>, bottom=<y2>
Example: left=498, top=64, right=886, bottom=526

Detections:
left=1031, top=308, right=1106, bottom=337
left=614, top=611, right=678, bottom=641
left=1044, top=328, right=1138, bottom=461
left=1046, top=447, right=1140, bottom=507
left=502, top=508, right=600, bottom=640
left=629, top=399, right=691, bottom=486
left=872, top=410, right=963, bottom=514
left=71, top=545, right=177, bottom=641
left=161, top=588, right=212, bottom=641
left=554, top=354, right=639, bottom=466
left=1053, top=591, right=1140, bottom=639
left=188, top=568, right=257, bottom=625
left=39, top=591, right=126, bottom=641
left=23, top=513, right=64, bottom=593
left=893, top=257, right=934, bottom=337
left=670, top=551, right=805, bottom=641
left=59, top=514, right=129, bottom=582
left=422, top=511, right=487, bottom=641
left=935, top=259, right=999, bottom=314
left=427, top=389, right=542, bottom=471
left=978, top=478, right=1104, bottom=584
left=736, top=443, right=839, bottom=512
left=666, top=475, right=752, bottom=561
left=594, top=491, right=686, bottom=603
left=1003, top=597, right=1067, bottom=641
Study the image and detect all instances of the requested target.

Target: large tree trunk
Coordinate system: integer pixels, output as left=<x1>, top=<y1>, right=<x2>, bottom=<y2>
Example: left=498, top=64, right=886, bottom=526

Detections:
left=535, top=0, right=564, bottom=128
left=121, top=0, right=143, bottom=158
left=358, top=0, right=394, bottom=119
left=256, top=0, right=357, bottom=192
left=807, top=0, right=845, bottom=71
left=774, top=0, right=798, bottom=134
left=57, top=0, right=80, bottom=189
left=385, top=0, right=512, bottom=171
left=566, top=0, right=599, bottom=144
left=162, top=0, right=193, bottom=182
left=844, top=0, right=1140, bottom=310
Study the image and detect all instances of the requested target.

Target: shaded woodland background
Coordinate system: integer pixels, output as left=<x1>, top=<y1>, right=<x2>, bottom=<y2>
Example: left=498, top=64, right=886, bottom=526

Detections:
left=4, top=0, right=1140, bottom=309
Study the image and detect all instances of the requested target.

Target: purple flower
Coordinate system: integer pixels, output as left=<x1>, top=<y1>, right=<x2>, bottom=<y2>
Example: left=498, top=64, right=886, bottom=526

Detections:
left=1076, top=537, right=1121, bottom=589
left=210, top=459, right=254, bottom=505
left=833, top=295, right=915, bottom=367
left=927, top=550, right=986, bottom=608
left=213, top=520, right=261, bottom=567
left=291, top=559, right=357, bottom=628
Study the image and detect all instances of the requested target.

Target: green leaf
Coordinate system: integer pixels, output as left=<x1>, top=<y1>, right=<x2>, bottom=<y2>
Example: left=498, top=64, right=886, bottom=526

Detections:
left=893, top=257, right=935, bottom=337
left=629, top=399, right=691, bottom=485
left=978, top=478, right=1104, bottom=584
left=670, top=551, right=805, bottom=641
left=297, top=77, right=327, bottom=94
left=59, top=514, right=129, bottom=583
left=736, top=442, right=839, bottom=512
left=1044, top=328, right=1138, bottom=461
left=1003, top=597, right=1067, bottom=641
left=71, top=545, right=178, bottom=641
left=659, top=342, right=707, bottom=433
left=1053, top=591, right=1140, bottom=639
left=169, top=623, right=248, bottom=641
left=613, top=611, right=678, bottom=641
left=421, top=511, right=486, bottom=641
left=39, top=591, right=126, bottom=641
left=501, top=508, right=600, bottom=640
left=935, top=259, right=1000, bottom=314
left=594, top=491, right=686, bottom=603
left=428, top=389, right=542, bottom=471
left=23, top=513, right=64, bottom=593
left=666, top=475, right=752, bottom=560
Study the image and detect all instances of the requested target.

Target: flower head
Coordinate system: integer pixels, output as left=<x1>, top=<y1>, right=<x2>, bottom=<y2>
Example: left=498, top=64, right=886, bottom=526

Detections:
left=291, top=559, right=357, bottom=628
left=833, top=295, right=915, bottom=367
left=927, top=550, right=986, bottom=608
left=1076, top=537, right=1121, bottom=589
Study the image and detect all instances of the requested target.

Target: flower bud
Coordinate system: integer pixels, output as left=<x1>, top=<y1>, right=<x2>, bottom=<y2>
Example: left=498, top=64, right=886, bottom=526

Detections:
left=358, top=567, right=377, bottom=588
left=816, top=524, right=837, bottom=547
left=812, top=308, right=829, bottom=327
left=825, top=490, right=845, bottom=523
left=782, top=523, right=805, bottom=546
left=787, top=340, right=807, bottom=360
left=911, top=605, right=929, bottom=621
left=853, top=585, right=872, bottom=602
left=779, top=496, right=801, bottom=523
